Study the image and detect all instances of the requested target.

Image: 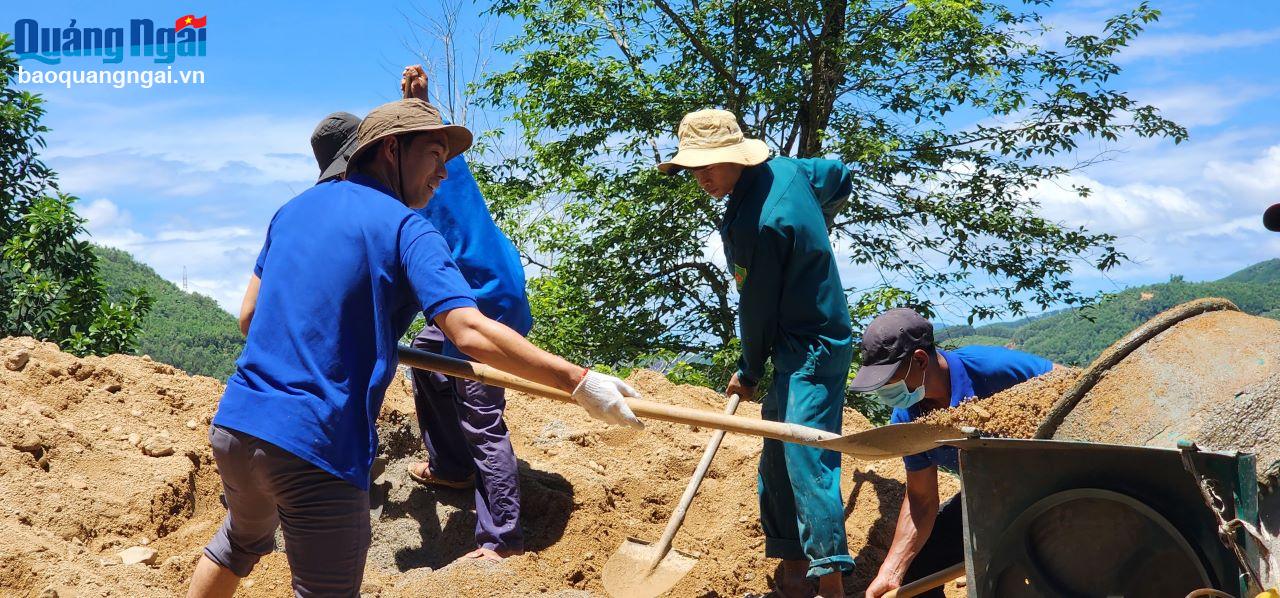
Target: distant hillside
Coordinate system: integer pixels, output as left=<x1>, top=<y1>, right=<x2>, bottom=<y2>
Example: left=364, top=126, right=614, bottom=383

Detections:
left=938, top=259, right=1280, bottom=366
left=94, top=245, right=242, bottom=379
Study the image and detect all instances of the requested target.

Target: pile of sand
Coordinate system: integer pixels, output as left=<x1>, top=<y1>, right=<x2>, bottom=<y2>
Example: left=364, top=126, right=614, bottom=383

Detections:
left=0, top=337, right=964, bottom=597
left=918, top=367, right=1080, bottom=438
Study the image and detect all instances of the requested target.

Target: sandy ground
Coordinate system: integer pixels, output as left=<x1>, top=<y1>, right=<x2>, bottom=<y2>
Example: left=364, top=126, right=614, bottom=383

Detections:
left=0, top=337, right=970, bottom=597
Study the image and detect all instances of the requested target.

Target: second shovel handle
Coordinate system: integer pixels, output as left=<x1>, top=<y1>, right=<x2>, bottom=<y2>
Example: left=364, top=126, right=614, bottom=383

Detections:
left=882, top=563, right=965, bottom=598
left=650, top=393, right=742, bottom=563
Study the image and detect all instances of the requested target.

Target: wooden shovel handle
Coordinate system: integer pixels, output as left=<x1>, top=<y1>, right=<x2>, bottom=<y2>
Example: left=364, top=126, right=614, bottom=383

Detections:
left=649, top=393, right=741, bottom=565
left=883, top=563, right=965, bottom=598
left=396, top=346, right=840, bottom=448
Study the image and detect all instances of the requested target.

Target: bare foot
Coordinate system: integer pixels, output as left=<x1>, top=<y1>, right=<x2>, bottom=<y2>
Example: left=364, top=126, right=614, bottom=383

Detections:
left=463, top=547, right=524, bottom=562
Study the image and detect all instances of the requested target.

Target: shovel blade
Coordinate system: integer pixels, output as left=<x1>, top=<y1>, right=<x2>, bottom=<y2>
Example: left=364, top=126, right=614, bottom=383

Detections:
left=602, top=537, right=699, bottom=598
left=818, top=423, right=968, bottom=460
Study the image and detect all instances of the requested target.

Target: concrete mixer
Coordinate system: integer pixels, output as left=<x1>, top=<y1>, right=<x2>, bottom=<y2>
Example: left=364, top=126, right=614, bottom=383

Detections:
left=938, top=298, right=1280, bottom=597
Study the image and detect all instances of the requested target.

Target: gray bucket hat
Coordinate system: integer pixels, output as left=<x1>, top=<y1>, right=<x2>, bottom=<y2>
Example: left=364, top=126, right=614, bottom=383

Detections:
left=311, top=111, right=360, bottom=183
left=345, top=99, right=472, bottom=176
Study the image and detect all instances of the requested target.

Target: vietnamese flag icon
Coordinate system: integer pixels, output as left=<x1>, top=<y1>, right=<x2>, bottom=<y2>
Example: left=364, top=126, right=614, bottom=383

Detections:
left=175, top=15, right=208, bottom=31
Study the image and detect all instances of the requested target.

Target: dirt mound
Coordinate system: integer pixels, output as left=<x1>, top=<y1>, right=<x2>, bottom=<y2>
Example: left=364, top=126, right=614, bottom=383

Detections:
left=0, top=336, right=224, bottom=597
left=0, top=337, right=962, bottom=597
left=918, top=367, right=1080, bottom=438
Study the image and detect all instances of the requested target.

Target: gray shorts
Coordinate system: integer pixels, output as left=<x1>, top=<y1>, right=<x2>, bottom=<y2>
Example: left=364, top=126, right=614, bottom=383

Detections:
left=204, top=425, right=371, bottom=597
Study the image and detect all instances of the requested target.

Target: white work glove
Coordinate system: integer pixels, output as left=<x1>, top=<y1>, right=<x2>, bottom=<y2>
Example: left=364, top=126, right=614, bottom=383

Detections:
left=572, top=371, right=644, bottom=429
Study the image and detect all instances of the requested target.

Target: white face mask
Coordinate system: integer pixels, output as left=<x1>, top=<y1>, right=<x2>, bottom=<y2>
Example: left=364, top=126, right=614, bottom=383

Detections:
left=873, top=359, right=925, bottom=410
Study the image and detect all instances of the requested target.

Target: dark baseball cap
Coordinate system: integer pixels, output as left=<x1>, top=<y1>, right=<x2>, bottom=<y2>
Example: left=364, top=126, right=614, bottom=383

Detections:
left=311, top=111, right=361, bottom=183
left=1265, top=204, right=1280, bottom=232
left=849, top=308, right=934, bottom=392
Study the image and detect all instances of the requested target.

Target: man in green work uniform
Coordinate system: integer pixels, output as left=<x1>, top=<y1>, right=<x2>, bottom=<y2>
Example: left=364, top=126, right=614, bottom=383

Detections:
left=659, top=109, right=854, bottom=598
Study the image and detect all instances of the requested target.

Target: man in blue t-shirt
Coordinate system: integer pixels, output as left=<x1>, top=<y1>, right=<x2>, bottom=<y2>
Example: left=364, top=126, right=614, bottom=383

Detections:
left=186, top=98, right=643, bottom=598
left=850, top=308, right=1055, bottom=598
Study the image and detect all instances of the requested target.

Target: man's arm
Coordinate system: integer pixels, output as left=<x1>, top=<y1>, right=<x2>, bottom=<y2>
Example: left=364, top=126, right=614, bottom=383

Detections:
left=866, top=466, right=941, bottom=597
left=434, top=307, right=641, bottom=428
left=729, top=225, right=788, bottom=394
left=238, top=274, right=261, bottom=336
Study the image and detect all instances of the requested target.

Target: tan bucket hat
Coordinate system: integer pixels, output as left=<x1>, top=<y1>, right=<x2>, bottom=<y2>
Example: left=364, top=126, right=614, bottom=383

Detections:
left=345, top=99, right=472, bottom=176
left=657, top=109, right=770, bottom=174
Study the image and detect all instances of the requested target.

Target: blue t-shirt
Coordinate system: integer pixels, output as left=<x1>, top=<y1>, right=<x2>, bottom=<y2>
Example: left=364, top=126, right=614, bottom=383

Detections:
left=418, top=152, right=532, bottom=358
left=214, top=174, right=477, bottom=490
left=891, top=346, right=1054, bottom=473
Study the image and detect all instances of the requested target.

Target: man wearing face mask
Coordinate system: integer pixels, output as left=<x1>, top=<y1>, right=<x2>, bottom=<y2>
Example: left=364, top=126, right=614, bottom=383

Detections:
left=850, top=308, right=1055, bottom=598
left=658, top=108, right=854, bottom=598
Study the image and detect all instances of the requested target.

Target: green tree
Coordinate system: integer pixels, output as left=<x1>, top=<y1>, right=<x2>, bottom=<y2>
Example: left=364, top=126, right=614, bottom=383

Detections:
left=0, top=33, right=151, bottom=355
left=474, top=0, right=1184, bottom=375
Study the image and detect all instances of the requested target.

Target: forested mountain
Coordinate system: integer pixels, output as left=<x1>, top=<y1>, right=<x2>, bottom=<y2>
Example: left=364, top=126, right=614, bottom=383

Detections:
left=94, top=246, right=243, bottom=379
left=938, top=260, right=1280, bottom=365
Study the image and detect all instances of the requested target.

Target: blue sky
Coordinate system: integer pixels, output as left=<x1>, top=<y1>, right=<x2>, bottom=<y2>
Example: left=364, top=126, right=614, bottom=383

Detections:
left=3, top=1, right=1280, bottom=321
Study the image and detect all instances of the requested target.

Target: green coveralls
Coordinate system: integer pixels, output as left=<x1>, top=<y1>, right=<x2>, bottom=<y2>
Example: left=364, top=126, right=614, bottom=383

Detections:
left=720, top=156, right=855, bottom=578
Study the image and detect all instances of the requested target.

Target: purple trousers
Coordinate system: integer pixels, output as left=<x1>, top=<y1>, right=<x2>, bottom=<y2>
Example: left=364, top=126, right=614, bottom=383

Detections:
left=410, top=325, right=522, bottom=552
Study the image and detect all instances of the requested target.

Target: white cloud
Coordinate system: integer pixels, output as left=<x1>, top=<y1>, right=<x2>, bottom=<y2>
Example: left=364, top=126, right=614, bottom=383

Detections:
left=81, top=198, right=262, bottom=313
left=80, top=198, right=130, bottom=229
left=1205, top=145, right=1280, bottom=201
left=1034, top=141, right=1280, bottom=286
left=1134, top=84, right=1275, bottom=128
left=1121, top=28, right=1280, bottom=62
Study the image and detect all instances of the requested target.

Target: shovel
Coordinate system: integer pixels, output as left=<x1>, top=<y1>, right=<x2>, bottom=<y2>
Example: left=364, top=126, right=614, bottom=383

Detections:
left=601, top=393, right=742, bottom=598
left=397, top=346, right=967, bottom=460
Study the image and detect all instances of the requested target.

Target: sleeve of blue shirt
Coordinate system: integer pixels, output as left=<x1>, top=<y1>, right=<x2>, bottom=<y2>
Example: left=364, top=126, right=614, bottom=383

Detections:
left=399, top=216, right=478, bottom=320
left=252, top=213, right=277, bottom=277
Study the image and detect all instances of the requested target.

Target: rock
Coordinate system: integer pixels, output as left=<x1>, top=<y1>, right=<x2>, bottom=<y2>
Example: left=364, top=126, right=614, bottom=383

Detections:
left=118, top=546, right=157, bottom=565
left=39, top=586, right=59, bottom=598
left=105, top=383, right=122, bottom=393
left=5, top=350, right=30, bottom=371
left=243, top=579, right=255, bottom=588
left=130, top=409, right=142, bottom=417
left=127, top=433, right=141, bottom=446
left=71, top=363, right=95, bottom=381
left=13, top=430, right=42, bottom=452
left=68, top=477, right=88, bottom=490
left=586, top=460, right=605, bottom=475
left=185, top=419, right=198, bottom=430
left=142, top=438, right=174, bottom=457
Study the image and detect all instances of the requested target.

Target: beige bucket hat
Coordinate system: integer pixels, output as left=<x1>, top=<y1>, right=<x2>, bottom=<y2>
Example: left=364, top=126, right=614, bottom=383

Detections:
left=657, top=109, right=770, bottom=174
left=345, top=99, right=472, bottom=176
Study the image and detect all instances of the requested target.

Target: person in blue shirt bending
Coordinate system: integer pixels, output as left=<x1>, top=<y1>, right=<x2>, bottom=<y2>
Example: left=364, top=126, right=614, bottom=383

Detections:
left=399, top=65, right=534, bottom=562
left=850, top=308, right=1057, bottom=598
left=186, top=98, right=642, bottom=598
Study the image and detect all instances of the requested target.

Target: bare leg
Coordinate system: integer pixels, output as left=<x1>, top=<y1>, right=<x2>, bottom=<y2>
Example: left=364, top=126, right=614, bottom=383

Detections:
left=815, top=570, right=844, bottom=598
left=186, top=555, right=239, bottom=598
left=777, top=559, right=813, bottom=597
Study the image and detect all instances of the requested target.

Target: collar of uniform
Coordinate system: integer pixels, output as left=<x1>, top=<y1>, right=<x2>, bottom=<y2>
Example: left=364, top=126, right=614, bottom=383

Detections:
left=347, top=173, right=397, bottom=200
left=722, top=161, right=768, bottom=231
left=938, top=348, right=974, bottom=407
left=731, top=160, right=767, bottom=199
